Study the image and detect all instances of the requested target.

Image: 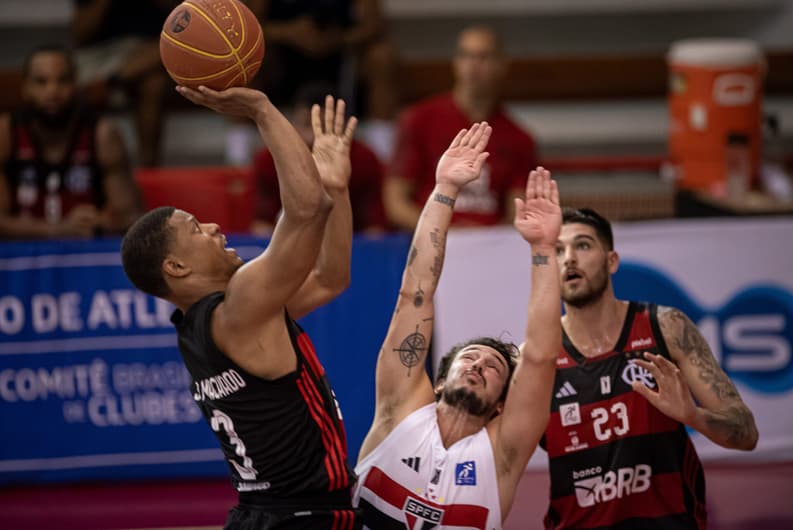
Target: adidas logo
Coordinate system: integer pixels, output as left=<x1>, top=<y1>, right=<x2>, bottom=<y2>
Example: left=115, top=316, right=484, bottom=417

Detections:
left=555, top=381, right=577, bottom=399
left=401, top=456, right=420, bottom=472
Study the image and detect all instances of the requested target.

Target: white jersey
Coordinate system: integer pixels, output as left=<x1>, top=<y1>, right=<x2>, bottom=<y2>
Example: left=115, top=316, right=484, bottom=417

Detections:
left=354, top=403, right=502, bottom=530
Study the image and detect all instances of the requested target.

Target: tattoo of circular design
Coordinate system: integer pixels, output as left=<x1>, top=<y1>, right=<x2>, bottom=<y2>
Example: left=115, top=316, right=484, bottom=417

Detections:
left=395, top=330, right=427, bottom=375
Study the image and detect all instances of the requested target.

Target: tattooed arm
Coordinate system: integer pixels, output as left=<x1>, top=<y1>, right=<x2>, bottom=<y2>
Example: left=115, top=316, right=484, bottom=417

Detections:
left=492, top=168, right=562, bottom=510
left=632, top=306, right=758, bottom=451
left=357, top=123, right=492, bottom=461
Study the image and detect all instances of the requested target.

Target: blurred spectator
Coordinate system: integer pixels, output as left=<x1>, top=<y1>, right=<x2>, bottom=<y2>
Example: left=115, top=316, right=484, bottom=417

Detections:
left=0, top=45, right=142, bottom=239
left=250, top=82, right=385, bottom=236
left=71, top=0, right=177, bottom=167
left=384, top=26, right=538, bottom=230
left=228, top=0, right=400, bottom=165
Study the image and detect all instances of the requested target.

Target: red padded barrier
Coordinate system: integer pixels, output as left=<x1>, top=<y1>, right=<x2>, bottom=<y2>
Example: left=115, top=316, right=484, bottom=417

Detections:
left=135, top=167, right=255, bottom=234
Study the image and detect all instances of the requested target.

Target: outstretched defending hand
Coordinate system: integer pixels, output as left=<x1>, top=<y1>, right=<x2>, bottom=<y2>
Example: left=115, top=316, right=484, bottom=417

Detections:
left=435, top=122, right=492, bottom=189
left=311, top=95, right=358, bottom=192
left=513, top=166, right=561, bottom=247
left=176, top=85, right=269, bottom=120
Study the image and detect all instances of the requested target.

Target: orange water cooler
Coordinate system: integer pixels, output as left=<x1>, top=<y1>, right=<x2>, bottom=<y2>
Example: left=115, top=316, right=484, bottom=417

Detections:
left=667, top=39, right=764, bottom=196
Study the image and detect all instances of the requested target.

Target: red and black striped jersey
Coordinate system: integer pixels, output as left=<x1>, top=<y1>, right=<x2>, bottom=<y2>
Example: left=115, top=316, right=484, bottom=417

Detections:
left=542, top=302, right=706, bottom=530
left=5, top=107, right=103, bottom=221
left=172, top=292, right=355, bottom=502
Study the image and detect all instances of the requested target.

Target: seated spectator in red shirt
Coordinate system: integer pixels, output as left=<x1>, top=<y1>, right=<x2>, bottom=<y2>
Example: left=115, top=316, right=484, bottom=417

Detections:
left=384, top=26, right=538, bottom=230
left=251, top=83, right=385, bottom=236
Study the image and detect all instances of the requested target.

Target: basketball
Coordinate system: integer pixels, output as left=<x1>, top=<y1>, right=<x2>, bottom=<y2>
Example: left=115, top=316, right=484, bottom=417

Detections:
left=160, top=0, right=265, bottom=90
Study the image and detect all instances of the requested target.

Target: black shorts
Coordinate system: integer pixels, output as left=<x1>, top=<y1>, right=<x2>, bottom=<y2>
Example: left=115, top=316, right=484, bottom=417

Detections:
left=224, top=505, right=362, bottom=530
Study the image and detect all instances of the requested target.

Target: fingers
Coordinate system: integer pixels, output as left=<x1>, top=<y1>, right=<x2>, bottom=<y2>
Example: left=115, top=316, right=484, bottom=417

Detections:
left=311, top=102, right=322, bottom=136
left=525, top=168, right=537, bottom=200
left=324, top=94, right=334, bottom=134
left=197, top=85, right=223, bottom=98
left=632, top=358, right=662, bottom=382
left=513, top=197, right=525, bottom=223
left=449, top=128, right=467, bottom=149
left=460, top=122, right=480, bottom=147
left=472, top=151, right=490, bottom=175
left=334, top=98, right=346, bottom=137
left=175, top=85, right=205, bottom=106
left=523, top=166, right=556, bottom=202
left=542, top=168, right=551, bottom=199
left=344, top=116, right=358, bottom=144
left=641, top=352, right=679, bottom=377
left=466, top=121, right=489, bottom=149
left=631, top=380, right=657, bottom=403
left=474, top=124, right=492, bottom=153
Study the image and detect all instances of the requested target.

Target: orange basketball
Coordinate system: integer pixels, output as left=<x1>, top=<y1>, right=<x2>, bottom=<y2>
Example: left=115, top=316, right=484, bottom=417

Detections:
left=160, top=0, right=264, bottom=90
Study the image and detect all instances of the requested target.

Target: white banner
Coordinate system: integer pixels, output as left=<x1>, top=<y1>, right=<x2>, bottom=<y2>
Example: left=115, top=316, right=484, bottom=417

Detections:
left=435, top=219, right=793, bottom=467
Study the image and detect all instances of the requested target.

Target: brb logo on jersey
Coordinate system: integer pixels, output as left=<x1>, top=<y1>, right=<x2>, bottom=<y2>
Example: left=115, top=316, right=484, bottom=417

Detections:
left=455, top=461, right=477, bottom=485
left=615, top=263, right=793, bottom=394
left=572, top=464, right=652, bottom=507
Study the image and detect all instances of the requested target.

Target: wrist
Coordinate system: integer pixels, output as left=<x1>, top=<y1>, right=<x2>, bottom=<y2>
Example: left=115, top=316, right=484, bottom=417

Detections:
left=325, top=184, right=350, bottom=197
left=433, top=182, right=461, bottom=197
left=530, top=243, right=556, bottom=254
left=685, top=405, right=707, bottom=431
left=251, top=95, right=272, bottom=123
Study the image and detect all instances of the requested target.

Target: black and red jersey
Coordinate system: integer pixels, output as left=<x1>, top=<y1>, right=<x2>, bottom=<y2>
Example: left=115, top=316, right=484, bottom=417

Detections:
left=172, top=292, right=355, bottom=504
left=5, top=108, right=103, bottom=222
left=542, top=302, right=706, bottom=530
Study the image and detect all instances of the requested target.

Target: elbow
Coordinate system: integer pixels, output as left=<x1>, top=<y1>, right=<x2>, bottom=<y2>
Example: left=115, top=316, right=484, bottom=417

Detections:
left=331, top=271, right=352, bottom=295
left=741, top=425, right=759, bottom=451
left=290, top=190, right=334, bottom=222
left=521, top=339, right=560, bottom=365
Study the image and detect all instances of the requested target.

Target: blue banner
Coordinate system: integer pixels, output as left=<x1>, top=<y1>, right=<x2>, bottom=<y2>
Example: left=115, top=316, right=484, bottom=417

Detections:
left=0, top=234, right=410, bottom=485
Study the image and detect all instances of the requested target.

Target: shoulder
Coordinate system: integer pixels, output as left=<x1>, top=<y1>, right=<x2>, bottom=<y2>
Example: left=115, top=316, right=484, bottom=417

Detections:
left=654, top=305, right=705, bottom=356
left=655, top=304, right=692, bottom=330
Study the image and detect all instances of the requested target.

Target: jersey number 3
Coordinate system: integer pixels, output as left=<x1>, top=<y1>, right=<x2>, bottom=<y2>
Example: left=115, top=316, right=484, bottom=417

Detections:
left=211, top=410, right=258, bottom=480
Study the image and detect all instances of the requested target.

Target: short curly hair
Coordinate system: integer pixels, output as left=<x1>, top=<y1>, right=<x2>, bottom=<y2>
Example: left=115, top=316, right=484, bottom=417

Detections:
left=121, top=206, right=176, bottom=298
left=435, top=337, right=519, bottom=403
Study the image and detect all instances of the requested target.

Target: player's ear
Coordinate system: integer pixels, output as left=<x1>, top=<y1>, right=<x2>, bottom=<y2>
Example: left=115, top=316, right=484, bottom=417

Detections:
left=163, top=256, right=191, bottom=279
left=608, top=250, right=619, bottom=274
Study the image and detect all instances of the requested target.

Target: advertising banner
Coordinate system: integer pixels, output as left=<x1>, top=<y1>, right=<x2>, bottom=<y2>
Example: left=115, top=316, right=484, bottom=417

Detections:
left=434, top=219, right=793, bottom=466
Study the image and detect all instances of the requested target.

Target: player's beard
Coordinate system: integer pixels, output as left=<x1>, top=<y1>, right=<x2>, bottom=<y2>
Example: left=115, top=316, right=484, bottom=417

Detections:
left=32, top=98, right=78, bottom=129
left=441, top=386, right=493, bottom=418
left=562, top=262, right=610, bottom=308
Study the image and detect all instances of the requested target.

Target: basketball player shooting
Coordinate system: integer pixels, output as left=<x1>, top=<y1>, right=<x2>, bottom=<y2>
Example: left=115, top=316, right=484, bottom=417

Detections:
left=121, top=86, right=361, bottom=529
